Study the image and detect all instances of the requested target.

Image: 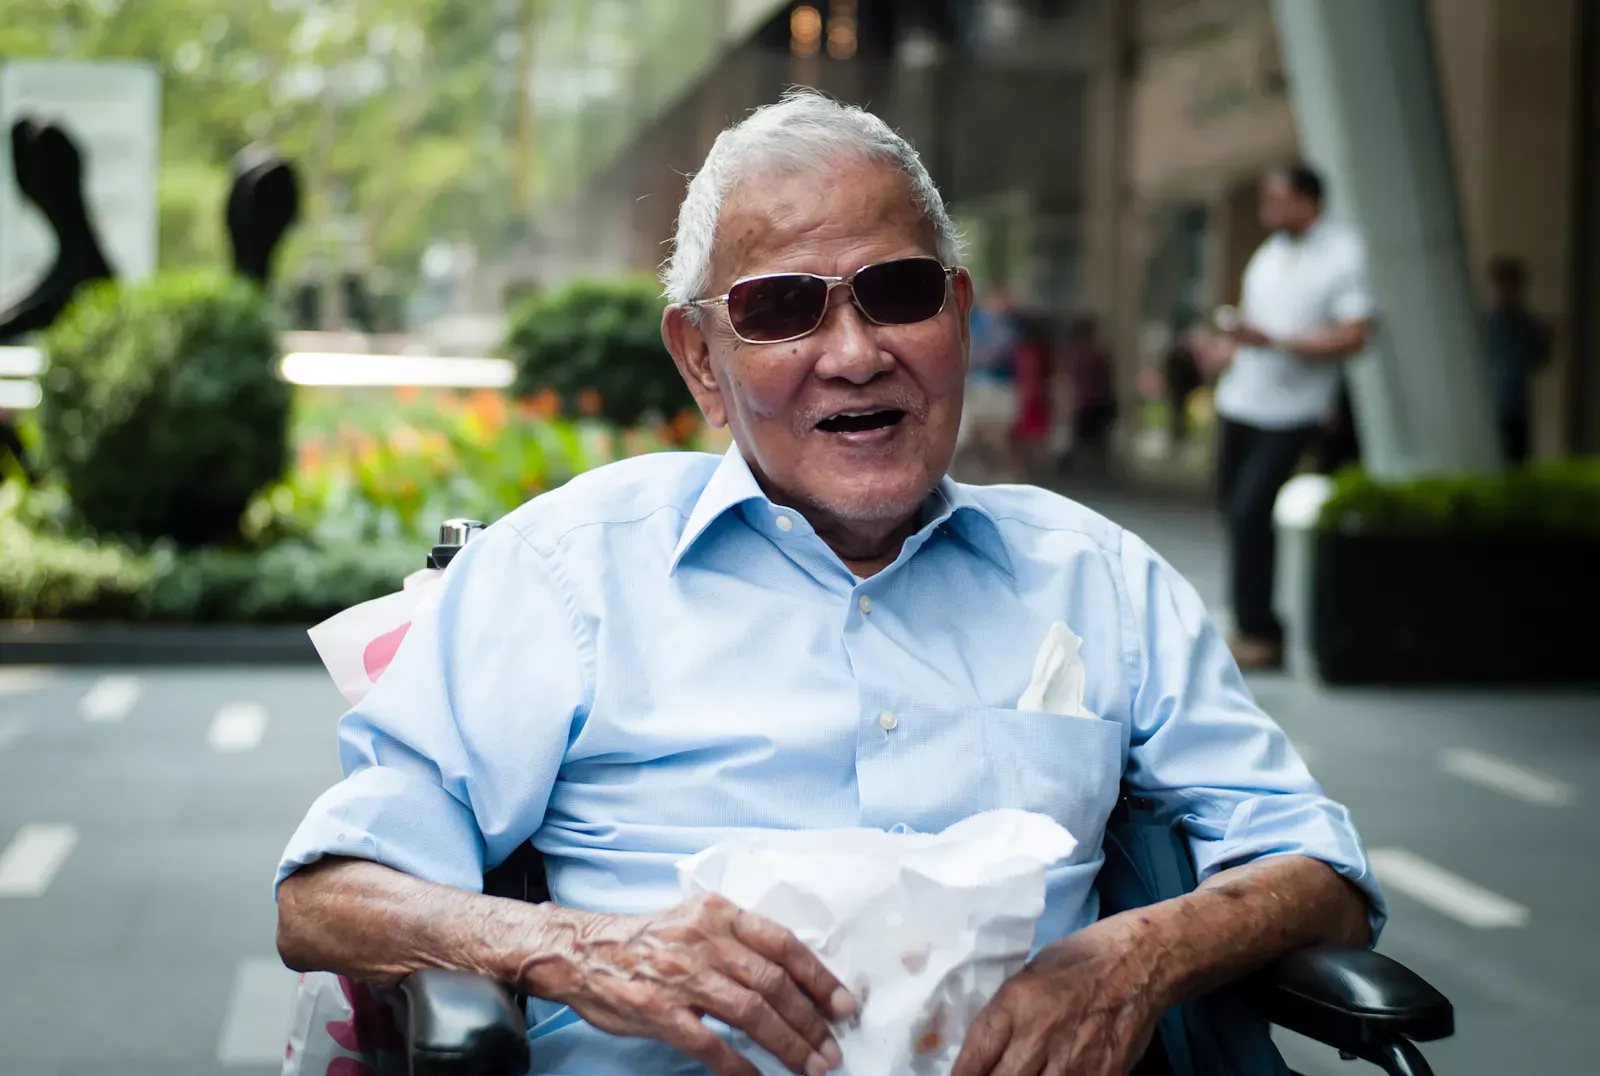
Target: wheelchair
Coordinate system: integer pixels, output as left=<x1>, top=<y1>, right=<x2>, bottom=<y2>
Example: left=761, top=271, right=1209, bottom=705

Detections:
left=385, top=521, right=1455, bottom=1076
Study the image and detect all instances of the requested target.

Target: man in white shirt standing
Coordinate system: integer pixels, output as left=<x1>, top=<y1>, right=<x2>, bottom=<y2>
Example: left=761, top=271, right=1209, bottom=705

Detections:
left=1201, top=163, right=1374, bottom=669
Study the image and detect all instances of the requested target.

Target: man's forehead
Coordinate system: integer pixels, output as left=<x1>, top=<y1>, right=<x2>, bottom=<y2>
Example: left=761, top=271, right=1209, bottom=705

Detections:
left=709, top=161, right=937, bottom=285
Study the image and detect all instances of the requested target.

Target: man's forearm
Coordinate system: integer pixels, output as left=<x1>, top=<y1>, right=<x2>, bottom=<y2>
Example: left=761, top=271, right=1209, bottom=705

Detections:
left=1282, top=320, right=1369, bottom=361
left=276, top=856, right=552, bottom=986
left=1095, top=855, right=1371, bottom=1011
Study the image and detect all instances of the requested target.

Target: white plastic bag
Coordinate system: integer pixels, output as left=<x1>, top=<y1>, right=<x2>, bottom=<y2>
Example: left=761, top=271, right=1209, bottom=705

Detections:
left=677, top=809, right=1076, bottom=1076
left=306, top=568, right=441, bottom=706
left=282, top=971, right=408, bottom=1076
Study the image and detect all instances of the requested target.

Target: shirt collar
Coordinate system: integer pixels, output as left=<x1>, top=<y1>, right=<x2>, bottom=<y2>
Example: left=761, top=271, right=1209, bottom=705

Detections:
left=670, top=444, right=770, bottom=573
left=925, top=478, right=1015, bottom=578
left=670, top=443, right=1014, bottom=579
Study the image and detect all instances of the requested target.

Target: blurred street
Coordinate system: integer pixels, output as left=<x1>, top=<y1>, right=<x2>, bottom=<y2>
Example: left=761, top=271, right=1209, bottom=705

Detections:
left=0, top=494, right=1594, bottom=1076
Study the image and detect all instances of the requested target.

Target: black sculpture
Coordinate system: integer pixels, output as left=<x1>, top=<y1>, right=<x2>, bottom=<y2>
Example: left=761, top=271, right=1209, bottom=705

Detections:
left=225, top=146, right=300, bottom=286
left=0, top=119, right=116, bottom=342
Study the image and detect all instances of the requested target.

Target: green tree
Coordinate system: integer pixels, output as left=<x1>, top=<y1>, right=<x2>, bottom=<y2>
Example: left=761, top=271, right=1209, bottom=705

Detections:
left=0, top=0, right=524, bottom=296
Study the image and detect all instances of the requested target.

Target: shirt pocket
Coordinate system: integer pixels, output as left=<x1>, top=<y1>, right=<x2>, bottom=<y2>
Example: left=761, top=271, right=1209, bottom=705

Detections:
left=980, top=707, right=1126, bottom=863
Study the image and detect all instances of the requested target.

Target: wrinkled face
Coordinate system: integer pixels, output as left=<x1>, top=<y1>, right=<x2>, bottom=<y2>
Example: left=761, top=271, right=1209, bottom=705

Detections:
left=664, top=159, right=972, bottom=526
left=1259, top=173, right=1318, bottom=234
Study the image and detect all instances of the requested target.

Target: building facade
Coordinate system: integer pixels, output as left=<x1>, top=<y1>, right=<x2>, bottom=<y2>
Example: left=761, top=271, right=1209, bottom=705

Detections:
left=513, top=0, right=1598, bottom=463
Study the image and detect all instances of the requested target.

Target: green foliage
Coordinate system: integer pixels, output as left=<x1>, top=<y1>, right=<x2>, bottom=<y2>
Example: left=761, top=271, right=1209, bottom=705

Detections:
left=0, top=0, right=526, bottom=286
left=257, top=386, right=616, bottom=547
left=504, top=277, right=695, bottom=431
left=37, top=272, right=290, bottom=546
left=0, top=477, right=415, bottom=623
left=1317, top=460, right=1600, bottom=538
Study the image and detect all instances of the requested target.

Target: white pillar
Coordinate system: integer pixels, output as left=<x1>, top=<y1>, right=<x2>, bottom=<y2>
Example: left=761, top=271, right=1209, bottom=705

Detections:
left=1272, top=0, right=1502, bottom=477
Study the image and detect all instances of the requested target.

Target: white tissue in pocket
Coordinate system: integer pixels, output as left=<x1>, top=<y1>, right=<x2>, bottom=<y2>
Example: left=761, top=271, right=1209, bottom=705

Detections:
left=1016, top=621, right=1094, bottom=717
left=677, top=809, right=1076, bottom=1076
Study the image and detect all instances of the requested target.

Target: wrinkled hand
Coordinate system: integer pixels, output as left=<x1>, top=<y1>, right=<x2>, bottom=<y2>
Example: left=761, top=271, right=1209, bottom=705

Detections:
left=535, top=893, right=854, bottom=1076
left=952, top=921, right=1165, bottom=1076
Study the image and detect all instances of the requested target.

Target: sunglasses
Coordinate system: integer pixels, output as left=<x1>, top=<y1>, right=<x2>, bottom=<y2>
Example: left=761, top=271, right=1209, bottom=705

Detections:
left=687, top=256, right=959, bottom=344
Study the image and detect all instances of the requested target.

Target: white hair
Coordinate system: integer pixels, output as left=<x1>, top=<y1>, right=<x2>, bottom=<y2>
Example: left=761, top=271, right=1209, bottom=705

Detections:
left=661, top=89, right=961, bottom=314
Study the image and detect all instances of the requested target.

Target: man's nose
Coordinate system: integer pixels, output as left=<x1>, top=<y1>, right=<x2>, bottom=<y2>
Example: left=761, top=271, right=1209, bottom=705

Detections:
left=812, top=286, right=892, bottom=384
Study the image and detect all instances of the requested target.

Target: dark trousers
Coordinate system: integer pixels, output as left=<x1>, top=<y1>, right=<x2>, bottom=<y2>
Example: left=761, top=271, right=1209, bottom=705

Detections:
left=1499, top=412, right=1530, bottom=466
left=1314, top=381, right=1361, bottom=474
left=1217, top=418, right=1318, bottom=641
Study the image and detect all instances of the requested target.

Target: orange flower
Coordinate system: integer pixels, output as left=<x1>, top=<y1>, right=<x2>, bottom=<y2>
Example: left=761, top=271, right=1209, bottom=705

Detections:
left=518, top=387, right=560, bottom=420
left=670, top=408, right=702, bottom=445
left=467, top=389, right=508, bottom=432
left=388, top=424, right=422, bottom=455
left=394, top=385, right=421, bottom=406
left=576, top=388, right=603, bottom=418
left=296, top=438, right=327, bottom=472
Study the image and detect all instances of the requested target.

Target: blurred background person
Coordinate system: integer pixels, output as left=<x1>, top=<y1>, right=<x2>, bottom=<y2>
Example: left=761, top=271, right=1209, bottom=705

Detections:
left=1484, top=255, right=1553, bottom=465
left=1164, top=311, right=1204, bottom=453
left=1010, top=310, right=1055, bottom=479
left=957, top=286, right=1021, bottom=480
left=1198, top=162, right=1373, bottom=670
left=1060, top=313, right=1117, bottom=478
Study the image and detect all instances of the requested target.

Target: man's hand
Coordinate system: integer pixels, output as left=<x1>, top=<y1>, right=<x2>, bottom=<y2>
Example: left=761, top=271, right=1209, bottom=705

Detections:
left=533, top=893, right=854, bottom=1076
left=951, top=919, right=1163, bottom=1076
left=1229, top=322, right=1275, bottom=349
left=949, top=856, right=1372, bottom=1076
left=1189, top=331, right=1237, bottom=379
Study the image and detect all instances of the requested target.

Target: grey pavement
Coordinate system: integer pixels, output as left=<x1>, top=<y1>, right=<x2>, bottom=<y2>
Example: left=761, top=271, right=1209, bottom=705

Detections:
left=0, top=492, right=1594, bottom=1075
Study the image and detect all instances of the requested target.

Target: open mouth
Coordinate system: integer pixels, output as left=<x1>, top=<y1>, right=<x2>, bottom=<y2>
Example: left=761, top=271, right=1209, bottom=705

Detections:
left=816, top=409, right=907, bottom=434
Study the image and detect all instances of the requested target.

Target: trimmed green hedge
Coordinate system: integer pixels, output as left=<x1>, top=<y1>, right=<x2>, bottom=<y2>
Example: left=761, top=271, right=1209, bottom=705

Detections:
left=504, top=276, right=694, bottom=429
left=0, top=505, right=415, bottom=624
left=37, top=272, right=290, bottom=547
left=1317, top=459, right=1600, bottom=538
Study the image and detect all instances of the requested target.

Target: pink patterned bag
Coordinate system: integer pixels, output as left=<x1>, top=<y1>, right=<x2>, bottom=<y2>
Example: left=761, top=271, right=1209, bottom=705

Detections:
left=282, top=972, right=408, bottom=1076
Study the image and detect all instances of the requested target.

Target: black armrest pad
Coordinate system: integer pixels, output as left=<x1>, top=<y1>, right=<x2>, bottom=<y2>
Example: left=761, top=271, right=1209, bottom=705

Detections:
left=1251, top=947, right=1453, bottom=1054
left=400, top=969, right=530, bottom=1076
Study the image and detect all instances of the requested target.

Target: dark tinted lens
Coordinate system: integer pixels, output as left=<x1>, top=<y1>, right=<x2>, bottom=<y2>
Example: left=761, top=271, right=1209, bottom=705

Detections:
left=726, top=274, right=828, bottom=342
left=851, top=257, right=948, bottom=325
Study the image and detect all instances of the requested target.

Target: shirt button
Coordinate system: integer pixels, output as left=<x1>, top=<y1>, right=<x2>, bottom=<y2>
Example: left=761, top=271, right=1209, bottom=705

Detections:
left=775, top=514, right=794, bottom=532
left=878, top=710, right=898, bottom=732
left=858, top=595, right=872, bottom=614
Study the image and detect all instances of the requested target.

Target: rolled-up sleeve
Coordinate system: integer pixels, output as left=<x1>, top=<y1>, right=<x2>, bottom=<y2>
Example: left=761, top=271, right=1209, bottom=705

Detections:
left=1118, top=530, right=1385, bottom=940
left=275, top=522, right=589, bottom=897
left=1329, top=239, right=1375, bottom=324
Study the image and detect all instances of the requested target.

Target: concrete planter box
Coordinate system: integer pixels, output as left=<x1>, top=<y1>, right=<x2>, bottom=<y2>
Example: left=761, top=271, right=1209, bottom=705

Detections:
left=1310, top=532, right=1598, bottom=685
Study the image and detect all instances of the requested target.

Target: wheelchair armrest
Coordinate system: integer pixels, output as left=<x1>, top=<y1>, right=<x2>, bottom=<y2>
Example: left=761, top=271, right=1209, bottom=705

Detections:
left=1250, top=946, right=1453, bottom=1056
left=400, top=969, right=530, bottom=1076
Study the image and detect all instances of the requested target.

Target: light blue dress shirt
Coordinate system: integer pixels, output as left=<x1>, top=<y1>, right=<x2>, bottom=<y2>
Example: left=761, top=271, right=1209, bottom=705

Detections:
left=278, top=445, right=1382, bottom=1076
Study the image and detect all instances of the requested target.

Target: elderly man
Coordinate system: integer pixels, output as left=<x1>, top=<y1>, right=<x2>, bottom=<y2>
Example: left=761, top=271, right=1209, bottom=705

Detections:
left=276, top=93, right=1379, bottom=1076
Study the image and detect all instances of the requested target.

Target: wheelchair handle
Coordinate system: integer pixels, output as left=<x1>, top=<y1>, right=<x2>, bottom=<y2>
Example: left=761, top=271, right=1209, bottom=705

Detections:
left=427, top=518, right=485, bottom=570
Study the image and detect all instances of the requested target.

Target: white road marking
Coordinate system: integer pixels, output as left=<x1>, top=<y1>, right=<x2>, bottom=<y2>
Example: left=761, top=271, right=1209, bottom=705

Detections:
left=0, top=716, right=28, bottom=753
left=208, top=703, right=267, bottom=753
left=1369, top=847, right=1529, bottom=929
left=217, top=957, right=300, bottom=1066
left=0, top=667, right=56, bottom=696
left=79, top=675, right=140, bottom=723
left=0, top=823, right=78, bottom=898
left=1438, top=747, right=1574, bottom=807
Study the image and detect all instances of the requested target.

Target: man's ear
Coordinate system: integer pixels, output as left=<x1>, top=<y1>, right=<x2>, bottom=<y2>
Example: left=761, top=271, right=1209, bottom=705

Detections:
left=952, top=267, right=975, bottom=356
left=662, top=304, right=727, bottom=429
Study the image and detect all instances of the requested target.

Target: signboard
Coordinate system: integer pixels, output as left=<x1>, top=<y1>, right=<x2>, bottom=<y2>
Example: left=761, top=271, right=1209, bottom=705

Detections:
left=0, top=60, right=161, bottom=301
